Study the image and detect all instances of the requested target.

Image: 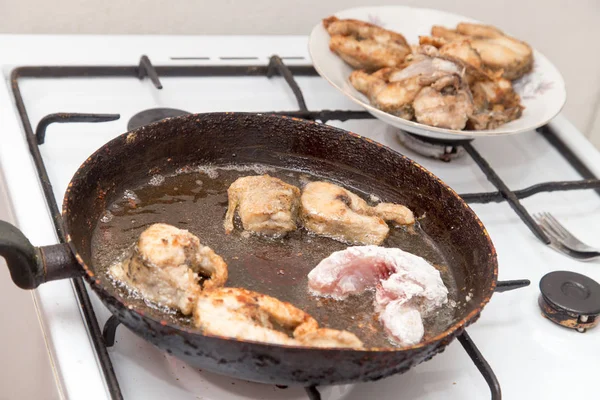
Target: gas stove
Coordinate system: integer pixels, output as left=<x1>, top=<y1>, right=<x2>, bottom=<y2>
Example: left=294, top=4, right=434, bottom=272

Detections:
left=0, top=35, right=599, bottom=400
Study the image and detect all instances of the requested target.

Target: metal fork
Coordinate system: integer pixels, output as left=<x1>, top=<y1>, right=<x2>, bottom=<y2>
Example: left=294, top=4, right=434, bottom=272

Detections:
left=533, top=212, right=600, bottom=261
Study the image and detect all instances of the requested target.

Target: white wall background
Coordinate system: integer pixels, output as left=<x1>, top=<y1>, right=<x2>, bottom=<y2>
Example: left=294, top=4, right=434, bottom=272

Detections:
left=0, top=0, right=599, bottom=146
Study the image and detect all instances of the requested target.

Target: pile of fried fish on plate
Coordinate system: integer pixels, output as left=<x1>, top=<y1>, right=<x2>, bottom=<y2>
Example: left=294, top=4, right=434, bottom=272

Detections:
left=109, top=175, right=451, bottom=349
left=323, top=16, right=534, bottom=130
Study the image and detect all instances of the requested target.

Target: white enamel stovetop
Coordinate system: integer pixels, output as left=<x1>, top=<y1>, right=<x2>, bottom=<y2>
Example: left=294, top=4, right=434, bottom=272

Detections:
left=0, top=35, right=599, bottom=400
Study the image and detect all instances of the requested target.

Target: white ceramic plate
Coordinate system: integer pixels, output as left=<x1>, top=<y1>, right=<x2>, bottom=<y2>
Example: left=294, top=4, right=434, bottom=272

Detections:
left=308, top=6, right=566, bottom=140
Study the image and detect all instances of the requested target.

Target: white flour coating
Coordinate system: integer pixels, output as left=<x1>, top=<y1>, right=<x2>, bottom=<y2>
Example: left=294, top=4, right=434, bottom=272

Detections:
left=307, top=245, right=449, bottom=346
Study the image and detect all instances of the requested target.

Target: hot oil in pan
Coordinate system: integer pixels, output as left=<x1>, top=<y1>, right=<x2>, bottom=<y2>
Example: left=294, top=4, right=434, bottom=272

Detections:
left=91, top=165, right=459, bottom=348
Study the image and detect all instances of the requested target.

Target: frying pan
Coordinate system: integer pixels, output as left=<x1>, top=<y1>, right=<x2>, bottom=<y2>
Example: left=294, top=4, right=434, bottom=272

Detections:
left=0, top=113, right=497, bottom=385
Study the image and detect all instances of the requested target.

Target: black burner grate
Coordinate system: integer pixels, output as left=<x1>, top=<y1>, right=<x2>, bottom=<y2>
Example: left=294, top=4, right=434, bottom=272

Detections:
left=11, top=54, right=600, bottom=400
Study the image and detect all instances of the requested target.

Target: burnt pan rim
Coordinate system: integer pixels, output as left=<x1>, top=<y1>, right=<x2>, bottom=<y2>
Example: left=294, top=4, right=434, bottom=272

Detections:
left=62, top=112, right=498, bottom=353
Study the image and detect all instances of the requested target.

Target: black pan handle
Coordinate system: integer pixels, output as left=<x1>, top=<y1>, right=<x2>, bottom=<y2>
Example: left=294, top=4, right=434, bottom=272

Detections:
left=0, top=220, right=81, bottom=289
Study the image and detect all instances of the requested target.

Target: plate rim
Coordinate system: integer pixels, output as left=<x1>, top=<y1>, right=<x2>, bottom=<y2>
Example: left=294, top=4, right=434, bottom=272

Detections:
left=307, top=5, right=567, bottom=139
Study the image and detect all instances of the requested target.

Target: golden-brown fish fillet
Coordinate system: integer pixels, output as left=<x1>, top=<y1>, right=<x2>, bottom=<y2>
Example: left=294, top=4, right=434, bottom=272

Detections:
left=412, top=74, right=475, bottom=130
left=194, top=287, right=318, bottom=345
left=440, top=40, right=484, bottom=70
left=323, top=16, right=409, bottom=47
left=432, top=23, right=533, bottom=80
left=323, top=16, right=411, bottom=71
left=109, top=223, right=227, bottom=315
left=350, top=69, right=422, bottom=119
left=418, top=38, right=524, bottom=129
left=300, top=181, right=414, bottom=245
left=468, top=77, right=523, bottom=130
left=224, top=175, right=301, bottom=236
left=193, top=287, right=364, bottom=348
left=350, top=50, right=475, bottom=130
left=431, top=26, right=467, bottom=42
left=371, top=203, right=416, bottom=226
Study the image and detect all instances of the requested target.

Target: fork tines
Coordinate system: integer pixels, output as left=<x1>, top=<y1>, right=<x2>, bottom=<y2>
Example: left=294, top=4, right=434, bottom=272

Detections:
left=533, top=212, right=600, bottom=261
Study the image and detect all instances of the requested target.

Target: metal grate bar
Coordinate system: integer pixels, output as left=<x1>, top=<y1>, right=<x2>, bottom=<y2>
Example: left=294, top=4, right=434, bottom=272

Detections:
left=267, top=55, right=308, bottom=111
left=460, top=179, right=600, bottom=204
left=36, top=113, right=120, bottom=144
left=10, top=71, right=125, bottom=400
left=13, top=65, right=319, bottom=78
left=495, top=280, right=531, bottom=293
left=305, top=386, right=321, bottom=400
left=103, top=315, right=121, bottom=347
left=137, top=55, right=163, bottom=89
left=458, top=331, right=501, bottom=400
left=537, top=125, right=600, bottom=195
left=462, top=142, right=550, bottom=244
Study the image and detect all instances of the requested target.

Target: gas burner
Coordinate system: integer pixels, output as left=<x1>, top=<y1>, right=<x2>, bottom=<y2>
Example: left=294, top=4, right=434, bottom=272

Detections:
left=396, top=131, right=471, bottom=162
left=127, top=108, right=191, bottom=131
left=539, top=271, right=600, bottom=332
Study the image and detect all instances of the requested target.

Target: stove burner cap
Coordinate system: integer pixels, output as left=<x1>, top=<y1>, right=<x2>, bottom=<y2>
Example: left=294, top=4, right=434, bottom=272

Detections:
left=128, top=108, right=191, bottom=131
left=539, top=271, right=600, bottom=332
left=396, top=131, right=470, bottom=162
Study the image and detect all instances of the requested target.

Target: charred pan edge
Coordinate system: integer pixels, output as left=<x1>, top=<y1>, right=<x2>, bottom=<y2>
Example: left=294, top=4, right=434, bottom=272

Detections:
left=62, top=112, right=498, bottom=355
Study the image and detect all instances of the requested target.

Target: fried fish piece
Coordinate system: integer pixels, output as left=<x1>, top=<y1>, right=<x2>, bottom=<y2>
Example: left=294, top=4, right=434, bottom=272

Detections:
left=349, top=69, right=422, bottom=119
left=468, top=76, right=523, bottom=129
left=323, top=16, right=411, bottom=71
left=224, top=175, right=301, bottom=236
left=350, top=50, right=474, bottom=130
left=418, top=37, right=524, bottom=129
left=431, top=22, right=533, bottom=80
left=109, top=223, right=227, bottom=315
left=194, top=287, right=318, bottom=345
left=300, top=181, right=414, bottom=245
left=371, top=203, right=417, bottom=226
left=412, top=74, right=474, bottom=130
left=193, top=287, right=364, bottom=348
left=420, top=37, right=485, bottom=71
